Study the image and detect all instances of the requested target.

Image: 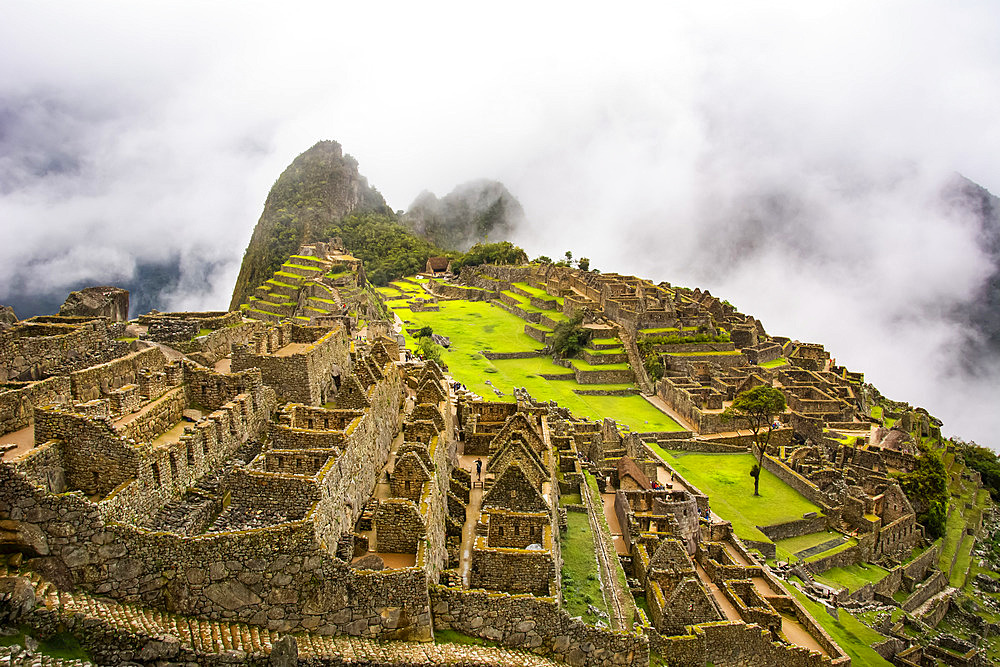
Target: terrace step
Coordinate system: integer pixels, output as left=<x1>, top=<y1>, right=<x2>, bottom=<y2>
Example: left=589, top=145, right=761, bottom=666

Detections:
left=0, top=565, right=561, bottom=665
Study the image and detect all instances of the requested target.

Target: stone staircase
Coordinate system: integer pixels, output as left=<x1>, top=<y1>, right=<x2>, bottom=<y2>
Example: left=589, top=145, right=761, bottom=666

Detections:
left=1, top=566, right=562, bottom=666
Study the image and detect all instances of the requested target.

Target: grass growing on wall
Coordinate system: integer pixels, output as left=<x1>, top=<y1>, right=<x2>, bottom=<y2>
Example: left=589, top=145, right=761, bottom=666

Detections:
left=650, top=448, right=822, bottom=544
left=787, top=580, right=892, bottom=666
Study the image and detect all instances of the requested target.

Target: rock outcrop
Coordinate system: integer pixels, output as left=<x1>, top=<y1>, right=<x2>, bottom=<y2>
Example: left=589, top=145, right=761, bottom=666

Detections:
left=59, top=286, right=129, bottom=321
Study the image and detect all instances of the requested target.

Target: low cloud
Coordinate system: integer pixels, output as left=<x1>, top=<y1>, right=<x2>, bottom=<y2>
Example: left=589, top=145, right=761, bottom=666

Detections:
left=1, top=1, right=998, bottom=444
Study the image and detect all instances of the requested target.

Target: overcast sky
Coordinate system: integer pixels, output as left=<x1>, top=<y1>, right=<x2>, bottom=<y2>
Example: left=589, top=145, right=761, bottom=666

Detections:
left=1, top=1, right=999, bottom=445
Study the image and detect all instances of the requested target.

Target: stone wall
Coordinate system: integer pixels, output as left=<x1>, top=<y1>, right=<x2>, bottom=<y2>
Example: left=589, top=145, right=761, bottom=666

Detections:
left=232, top=323, right=350, bottom=406
left=0, top=454, right=432, bottom=640
left=376, top=498, right=425, bottom=553
left=309, top=364, right=404, bottom=552
left=0, top=375, right=71, bottom=434
left=655, top=379, right=732, bottom=435
left=654, top=620, right=842, bottom=666
left=33, top=408, right=141, bottom=498
left=269, top=422, right=347, bottom=450
left=804, top=535, right=874, bottom=574
left=469, top=535, right=555, bottom=596
left=115, top=386, right=187, bottom=444
left=0, top=317, right=124, bottom=383
left=178, top=320, right=267, bottom=366
left=426, top=280, right=497, bottom=301
left=227, top=467, right=321, bottom=520
left=759, top=515, right=829, bottom=542
left=431, top=585, right=649, bottom=667
left=183, top=363, right=266, bottom=411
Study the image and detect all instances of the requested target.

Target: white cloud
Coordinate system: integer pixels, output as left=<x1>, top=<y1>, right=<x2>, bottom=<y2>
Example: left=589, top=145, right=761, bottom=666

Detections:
left=1, top=0, right=999, bottom=444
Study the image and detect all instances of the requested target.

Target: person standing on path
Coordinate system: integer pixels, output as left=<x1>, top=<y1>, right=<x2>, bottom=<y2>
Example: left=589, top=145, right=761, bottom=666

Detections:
left=475, top=458, right=482, bottom=480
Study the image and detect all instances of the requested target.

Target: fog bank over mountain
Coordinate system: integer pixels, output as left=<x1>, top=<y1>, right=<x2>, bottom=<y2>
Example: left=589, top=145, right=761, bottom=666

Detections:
left=1, top=2, right=998, bottom=445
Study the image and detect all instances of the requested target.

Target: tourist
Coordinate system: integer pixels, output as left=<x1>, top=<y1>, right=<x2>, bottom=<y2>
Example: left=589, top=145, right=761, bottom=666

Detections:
left=475, top=458, right=482, bottom=479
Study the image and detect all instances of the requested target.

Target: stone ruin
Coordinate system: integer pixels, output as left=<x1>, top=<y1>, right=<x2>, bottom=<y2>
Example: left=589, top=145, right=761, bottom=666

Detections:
left=0, top=256, right=977, bottom=666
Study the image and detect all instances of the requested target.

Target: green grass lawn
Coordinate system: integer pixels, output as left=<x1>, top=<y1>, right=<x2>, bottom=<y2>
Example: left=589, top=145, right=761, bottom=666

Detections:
left=590, top=337, right=622, bottom=345
left=814, top=563, right=890, bottom=592
left=952, top=534, right=976, bottom=587
left=561, top=509, right=608, bottom=624
left=774, top=531, right=844, bottom=559
left=651, top=449, right=822, bottom=544
left=787, top=578, right=891, bottom=666
left=511, top=281, right=557, bottom=299
left=759, top=357, right=789, bottom=369
left=390, top=299, right=683, bottom=432
left=395, top=301, right=541, bottom=353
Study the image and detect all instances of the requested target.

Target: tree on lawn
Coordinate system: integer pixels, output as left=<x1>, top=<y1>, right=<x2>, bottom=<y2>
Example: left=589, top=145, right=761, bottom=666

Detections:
left=723, top=385, right=787, bottom=496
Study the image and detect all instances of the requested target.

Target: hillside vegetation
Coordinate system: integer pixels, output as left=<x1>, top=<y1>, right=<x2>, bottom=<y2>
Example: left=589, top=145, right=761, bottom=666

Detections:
left=229, top=140, right=387, bottom=309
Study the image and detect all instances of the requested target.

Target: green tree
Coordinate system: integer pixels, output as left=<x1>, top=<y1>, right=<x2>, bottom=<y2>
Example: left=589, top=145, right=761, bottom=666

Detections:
left=452, top=241, right=528, bottom=271
left=417, top=335, right=444, bottom=367
left=954, top=439, right=1000, bottom=500
left=577, top=257, right=590, bottom=271
left=564, top=250, right=573, bottom=263
left=895, top=443, right=949, bottom=538
left=533, top=255, right=553, bottom=264
left=722, top=385, right=787, bottom=496
left=548, top=311, right=591, bottom=359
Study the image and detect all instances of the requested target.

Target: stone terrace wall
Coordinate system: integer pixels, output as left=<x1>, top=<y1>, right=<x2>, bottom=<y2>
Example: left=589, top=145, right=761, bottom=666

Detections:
left=654, top=620, right=840, bottom=666
left=69, top=347, right=167, bottom=402
left=459, top=264, right=531, bottom=292
left=427, top=280, right=497, bottom=301
left=0, top=318, right=117, bottom=383
left=760, top=515, right=830, bottom=542
left=179, top=320, right=267, bottom=366
left=431, top=585, right=649, bottom=667
left=0, top=461, right=433, bottom=640
left=0, top=376, right=71, bottom=434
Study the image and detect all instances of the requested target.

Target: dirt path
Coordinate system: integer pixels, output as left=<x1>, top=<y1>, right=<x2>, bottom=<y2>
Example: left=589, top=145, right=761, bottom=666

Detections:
left=601, top=492, right=630, bottom=555
left=694, top=562, right=741, bottom=621
left=0, top=424, right=34, bottom=461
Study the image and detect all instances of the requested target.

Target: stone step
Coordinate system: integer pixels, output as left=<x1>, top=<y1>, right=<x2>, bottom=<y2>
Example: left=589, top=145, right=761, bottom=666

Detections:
left=0, top=565, right=562, bottom=666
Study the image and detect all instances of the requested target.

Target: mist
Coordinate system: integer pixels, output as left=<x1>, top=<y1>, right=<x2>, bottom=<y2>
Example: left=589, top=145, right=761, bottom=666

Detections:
left=1, top=1, right=998, bottom=446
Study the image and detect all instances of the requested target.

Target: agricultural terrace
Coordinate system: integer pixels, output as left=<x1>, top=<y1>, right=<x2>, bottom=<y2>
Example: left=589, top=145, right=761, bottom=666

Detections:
left=385, top=292, right=684, bottom=432
left=650, top=449, right=822, bottom=545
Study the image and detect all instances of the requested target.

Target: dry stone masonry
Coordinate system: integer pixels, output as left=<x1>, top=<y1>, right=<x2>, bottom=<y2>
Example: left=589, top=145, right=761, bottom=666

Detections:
left=1, top=255, right=992, bottom=666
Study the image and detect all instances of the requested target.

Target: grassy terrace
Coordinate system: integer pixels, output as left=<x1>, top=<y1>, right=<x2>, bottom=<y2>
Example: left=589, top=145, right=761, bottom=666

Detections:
left=649, top=449, right=822, bottom=544
left=501, top=290, right=569, bottom=320
left=561, top=509, right=608, bottom=624
left=390, top=299, right=683, bottom=432
left=760, top=357, right=789, bottom=369
left=511, top=281, right=559, bottom=301
left=639, top=326, right=698, bottom=335
left=814, top=562, right=890, bottom=592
